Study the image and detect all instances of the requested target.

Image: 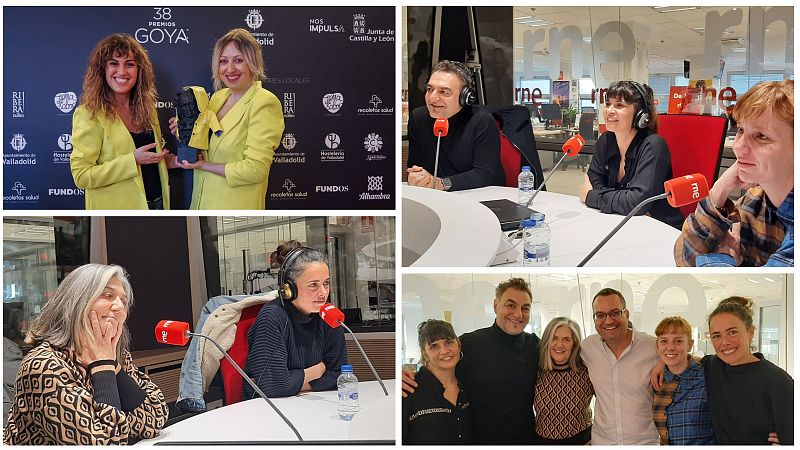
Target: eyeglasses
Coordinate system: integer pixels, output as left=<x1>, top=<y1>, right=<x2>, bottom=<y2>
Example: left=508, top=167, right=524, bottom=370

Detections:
left=593, top=309, right=626, bottom=321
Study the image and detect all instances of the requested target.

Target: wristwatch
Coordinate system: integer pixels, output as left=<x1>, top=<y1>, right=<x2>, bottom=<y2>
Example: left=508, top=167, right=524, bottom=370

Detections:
left=441, top=177, right=452, bottom=191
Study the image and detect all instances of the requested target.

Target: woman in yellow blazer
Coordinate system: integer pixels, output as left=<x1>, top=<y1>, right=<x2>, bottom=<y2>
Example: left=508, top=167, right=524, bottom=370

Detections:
left=171, top=28, right=284, bottom=210
left=70, top=34, right=172, bottom=210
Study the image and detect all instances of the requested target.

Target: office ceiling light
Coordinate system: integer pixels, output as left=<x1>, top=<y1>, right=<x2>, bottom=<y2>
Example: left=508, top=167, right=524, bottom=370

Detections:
left=583, top=36, right=592, bottom=43
left=514, top=15, right=532, bottom=20
left=731, top=47, right=747, bottom=53
left=516, top=19, right=554, bottom=27
left=763, top=277, right=776, bottom=283
left=652, top=6, right=700, bottom=13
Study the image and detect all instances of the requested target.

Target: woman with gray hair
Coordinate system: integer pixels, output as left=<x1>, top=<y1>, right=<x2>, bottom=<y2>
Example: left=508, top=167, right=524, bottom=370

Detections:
left=3, top=264, right=167, bottom=445
left=243, top=246, right=347, bottom=398
left=533, top=317, right=594, bottom=444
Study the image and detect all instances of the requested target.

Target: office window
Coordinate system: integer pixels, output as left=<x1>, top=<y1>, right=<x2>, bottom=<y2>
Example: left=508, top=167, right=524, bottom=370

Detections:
left=3, top=217, right=90, bottom=353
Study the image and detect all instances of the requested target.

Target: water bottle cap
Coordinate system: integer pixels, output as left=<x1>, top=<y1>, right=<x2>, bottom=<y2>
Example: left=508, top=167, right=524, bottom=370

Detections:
left=520, top=219, right=534, bottom=228
left=530, top=212, right=545, bottom=224
left=341, top=365, right=353, bottom=373
left=521, top=166, right=531, bottom=172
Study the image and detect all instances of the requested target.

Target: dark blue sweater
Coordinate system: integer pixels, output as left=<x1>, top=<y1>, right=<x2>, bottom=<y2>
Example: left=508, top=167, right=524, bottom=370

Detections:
left=243, top=300, right=347, bottom=398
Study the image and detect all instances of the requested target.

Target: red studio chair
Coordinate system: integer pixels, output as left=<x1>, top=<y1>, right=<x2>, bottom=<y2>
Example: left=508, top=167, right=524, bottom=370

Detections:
left=497, top=121, right=522, bottom=187
left=658, top=114, right=728, bottom=217
left=219, top=303, right=264, bottom=405
left=485, top=105, right=544, bottom=189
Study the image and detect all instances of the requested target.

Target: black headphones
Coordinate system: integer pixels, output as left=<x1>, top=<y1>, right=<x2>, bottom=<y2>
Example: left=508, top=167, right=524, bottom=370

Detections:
left=277, top=247, right=307, bottom=302
left=448, top=61, right=476, bottom=107
left=630, top=81, right=652, bottom=130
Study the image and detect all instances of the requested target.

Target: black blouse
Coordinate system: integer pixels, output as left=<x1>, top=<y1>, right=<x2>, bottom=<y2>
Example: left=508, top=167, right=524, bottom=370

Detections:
left=130, top=131, right=162, bottom=202
left=585, top=129, right=684, bottom=229
left=402, top=366, right=472, bottom=445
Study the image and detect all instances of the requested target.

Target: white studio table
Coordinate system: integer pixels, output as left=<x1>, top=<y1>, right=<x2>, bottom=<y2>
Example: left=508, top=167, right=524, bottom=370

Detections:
left=138, top=381, right=395, bottom=445
left=403, top=184, right=682, bottom=267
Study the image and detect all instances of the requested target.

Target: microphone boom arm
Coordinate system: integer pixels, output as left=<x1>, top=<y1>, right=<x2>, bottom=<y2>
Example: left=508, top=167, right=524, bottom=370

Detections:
left=188, top=331, right=304, bottom=441
left=577, top=193, right=668, bottom=267
left=339, top=322, right=389, bottom=396
left=525, top=151, right=569, bottom=208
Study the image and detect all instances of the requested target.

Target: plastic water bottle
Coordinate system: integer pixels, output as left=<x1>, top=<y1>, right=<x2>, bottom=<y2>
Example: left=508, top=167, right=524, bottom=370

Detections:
left=523, top=212, right=550, bottom=266
left=337, top=365, right=359, bottom=421
left=517, top=166, right=535, bottom=207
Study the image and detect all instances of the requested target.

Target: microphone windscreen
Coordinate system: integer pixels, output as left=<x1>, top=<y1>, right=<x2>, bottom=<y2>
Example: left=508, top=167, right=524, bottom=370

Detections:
left=562, top=134, right=585, bottom=157
left=433, top=118, right=449, bottom=137
left=664, top=173, right=709, bottom=207
left=155, top=320, right=191, bottom=346
left=319, top=303, right=345, bottom=329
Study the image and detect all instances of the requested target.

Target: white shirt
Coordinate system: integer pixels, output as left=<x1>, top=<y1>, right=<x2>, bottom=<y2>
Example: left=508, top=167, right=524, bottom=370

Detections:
left=581, top=329, right=660, bottom=445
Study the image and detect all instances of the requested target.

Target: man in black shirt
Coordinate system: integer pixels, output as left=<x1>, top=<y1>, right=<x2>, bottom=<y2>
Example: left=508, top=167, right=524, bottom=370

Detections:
left=406, top=60, right=504, bottom=191
left=403, top=277, right=540, bottom=444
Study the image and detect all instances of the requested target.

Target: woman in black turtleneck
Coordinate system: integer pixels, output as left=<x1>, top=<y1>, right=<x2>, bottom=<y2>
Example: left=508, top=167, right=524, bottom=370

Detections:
left=407, top=104, right=505, bottom=191
left=579, top=81, right=684, bottom=229
left=243, top=247, right=347, bottom=398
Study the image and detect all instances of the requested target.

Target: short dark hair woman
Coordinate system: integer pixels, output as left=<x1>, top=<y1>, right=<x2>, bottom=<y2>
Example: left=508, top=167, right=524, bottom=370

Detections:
left=579, top=80, right=684, bottom=229
left=243, top=247, right=347, bottom=398
left=402, top=319, right=471, bottom=444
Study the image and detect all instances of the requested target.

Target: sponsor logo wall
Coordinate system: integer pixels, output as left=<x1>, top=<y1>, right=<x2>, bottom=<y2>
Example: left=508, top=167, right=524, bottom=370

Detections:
left=4, top=6, right=394, bottom=209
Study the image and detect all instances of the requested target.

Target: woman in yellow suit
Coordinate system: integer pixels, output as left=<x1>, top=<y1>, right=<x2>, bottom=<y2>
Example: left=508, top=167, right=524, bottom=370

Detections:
left=171, top=28, right=284, bottom=210
left=70, top=34, right=172, bottom=210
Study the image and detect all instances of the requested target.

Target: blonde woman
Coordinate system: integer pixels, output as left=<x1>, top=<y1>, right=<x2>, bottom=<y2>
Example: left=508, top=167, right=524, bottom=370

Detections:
left=534, top=317, right=593, bottom=444
left=3, top=264, right=167, bottom=444
left=170, top=28, right=285, bottom=209
left=71, top=34, right=172, bottom=210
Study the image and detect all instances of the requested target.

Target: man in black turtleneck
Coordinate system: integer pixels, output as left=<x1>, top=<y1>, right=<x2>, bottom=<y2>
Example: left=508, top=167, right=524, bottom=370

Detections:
left=403, top=277, right=540, bottom=444
left=406, top=60, right=504, bottom=191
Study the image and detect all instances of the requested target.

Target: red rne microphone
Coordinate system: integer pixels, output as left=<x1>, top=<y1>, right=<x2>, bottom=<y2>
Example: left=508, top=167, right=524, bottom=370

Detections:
left=664, top=173, right=709, bottom=208
left=562, top=134, right=585, bottom=157
left=433, top=118, right=449, bottom=137
left=155, top=320, right=191, bottom=346
left=319, top=303, right=345, bottom=329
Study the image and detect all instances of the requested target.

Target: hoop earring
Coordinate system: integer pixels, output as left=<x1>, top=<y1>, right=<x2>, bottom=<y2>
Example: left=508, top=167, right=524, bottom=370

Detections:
left=459, top=351, right=464, bottom=361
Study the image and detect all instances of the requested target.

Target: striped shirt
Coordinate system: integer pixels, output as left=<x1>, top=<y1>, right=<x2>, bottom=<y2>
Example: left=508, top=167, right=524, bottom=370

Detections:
left=652, top=358, right=715, bottom=445
left=243, top=300, right=347, bottom=398
left=675, top=187, right=793, bottom=267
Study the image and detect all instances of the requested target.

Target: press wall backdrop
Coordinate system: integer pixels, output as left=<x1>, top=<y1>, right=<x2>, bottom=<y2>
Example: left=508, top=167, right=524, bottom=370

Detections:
left=3, top=6, right=395, bottom=209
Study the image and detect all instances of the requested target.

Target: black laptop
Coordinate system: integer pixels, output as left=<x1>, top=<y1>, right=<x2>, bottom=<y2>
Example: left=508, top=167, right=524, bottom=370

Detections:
left=479, top=199, right=539, bottom=231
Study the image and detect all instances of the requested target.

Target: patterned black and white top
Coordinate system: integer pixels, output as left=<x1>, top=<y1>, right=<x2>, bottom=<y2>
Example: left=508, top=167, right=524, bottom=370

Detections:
left=3, top=342, right=167, bottom=445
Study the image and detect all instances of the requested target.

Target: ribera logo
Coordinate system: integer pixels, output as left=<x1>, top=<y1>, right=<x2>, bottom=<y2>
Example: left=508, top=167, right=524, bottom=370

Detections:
left=6, top=134, right=35, bottom=166
left=358, top=93, right=394, bottom=116
left=321, top=133, right=344, bottom=162
left=283, top=92, right=296, bottom=118
left=349, top=13, right=395, bottom=44
left=309, top=17, right=345, bottom=34
left=12, top=92, right=24, bottom=118
left=275, top=133, right=305, bottom=164
left=359, top=175, right=390, bottom=201
left=322, top=93, right=344, bottom=114
left=135, top=8, right=189, bottom=44
left=244, top=8, right=275, bottom=46
left=270, top=178, right=308, bottom=200
left=54, top=92, right=77, bottom=113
